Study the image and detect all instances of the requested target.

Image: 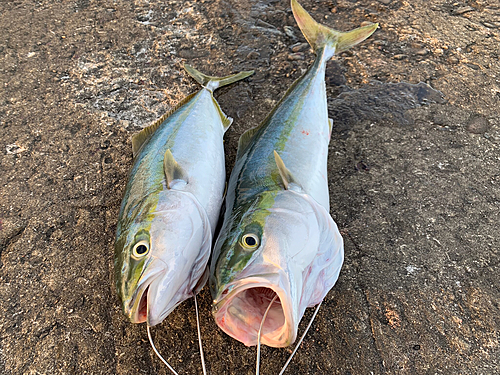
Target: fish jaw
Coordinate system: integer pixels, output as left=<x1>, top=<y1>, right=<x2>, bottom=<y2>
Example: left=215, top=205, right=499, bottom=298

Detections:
left=145, top=265, right=190, bottom=326
left=122, top=243, right=208, bottom=326
left=122, top=261, right=166, bottom=324
left=123, top=267, right=186, bottom=326
left=213, top=274, right=296, bottom=347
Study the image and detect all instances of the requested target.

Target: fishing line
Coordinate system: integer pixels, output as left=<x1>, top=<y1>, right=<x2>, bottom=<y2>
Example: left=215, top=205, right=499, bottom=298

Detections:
left=194, top=293, right=208, bottom=375
left=278, top=301, right=323, bottom=375
left=256, top=295, right=278, bottom=375
left=147, top=325, right=180, bottom=375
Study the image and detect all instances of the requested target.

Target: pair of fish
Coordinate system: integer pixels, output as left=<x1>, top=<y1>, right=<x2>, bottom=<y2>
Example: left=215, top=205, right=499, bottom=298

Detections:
left=115, top=0, right=377, bottom=369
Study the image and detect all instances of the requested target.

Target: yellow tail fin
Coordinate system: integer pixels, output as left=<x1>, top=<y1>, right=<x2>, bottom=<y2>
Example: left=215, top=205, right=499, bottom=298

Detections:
left=183, top=64, right=254, bottom=91
left=291, top=0, right=378, bottom=59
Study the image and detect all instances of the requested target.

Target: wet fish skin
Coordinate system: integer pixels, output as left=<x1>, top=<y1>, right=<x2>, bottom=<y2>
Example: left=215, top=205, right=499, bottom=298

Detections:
left=209, top=0, right=377, bottom=347
left=114, top=65, right=253, bottom=327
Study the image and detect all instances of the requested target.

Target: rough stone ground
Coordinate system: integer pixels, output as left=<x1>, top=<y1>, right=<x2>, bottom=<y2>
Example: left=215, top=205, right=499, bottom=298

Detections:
left=0, top=0, right=499, bottom=374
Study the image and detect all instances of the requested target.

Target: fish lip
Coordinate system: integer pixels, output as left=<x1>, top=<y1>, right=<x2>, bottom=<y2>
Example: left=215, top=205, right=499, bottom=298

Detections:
left=212, top=274, right=277, bottom=307
left=212, top=275, right=296, bottom=347
left=124, top=266, right=165, bottom=324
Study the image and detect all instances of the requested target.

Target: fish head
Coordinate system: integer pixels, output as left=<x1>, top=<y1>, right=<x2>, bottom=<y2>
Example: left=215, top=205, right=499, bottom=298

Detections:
left=210, top=190, right=343, bottom=347
left=115, top=190, right=211, bottom=326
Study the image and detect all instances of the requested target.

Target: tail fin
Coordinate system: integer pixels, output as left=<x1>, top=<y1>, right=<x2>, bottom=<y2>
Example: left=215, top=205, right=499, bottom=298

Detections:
left=183, top=64, right=254, bottom=91
left=291, top=0, right=378, bottom=60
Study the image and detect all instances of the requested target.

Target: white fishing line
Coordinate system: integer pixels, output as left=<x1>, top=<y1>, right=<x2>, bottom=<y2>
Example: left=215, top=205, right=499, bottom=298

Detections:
left=147, top=325, right=180, bottom=375
left=256, top=295, right=278, bottom=375
left=194, top=293, right=208, bottom=375
left=278, top=301, right=323, bottom=375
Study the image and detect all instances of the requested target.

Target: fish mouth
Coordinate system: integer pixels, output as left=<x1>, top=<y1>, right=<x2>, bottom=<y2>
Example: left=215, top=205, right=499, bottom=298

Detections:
left=128, top=263, right=192, bottom=326
left=136, top=286, right=149, bottom=323
left=125, top=267, right=164, bottom=325
left=213, top=278, right=295, bottom=347
left=129, top=276, right=176, bottom=326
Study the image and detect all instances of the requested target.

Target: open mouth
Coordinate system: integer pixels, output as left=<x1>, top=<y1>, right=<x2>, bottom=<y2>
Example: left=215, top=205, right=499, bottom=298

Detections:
left=136, top=286, right=149, bottom=323
left=214, top=284, right=292, bottom=347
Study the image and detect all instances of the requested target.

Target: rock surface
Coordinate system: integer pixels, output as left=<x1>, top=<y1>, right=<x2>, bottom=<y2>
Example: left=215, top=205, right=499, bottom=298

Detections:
left=0, top=0, right=499, bottom=374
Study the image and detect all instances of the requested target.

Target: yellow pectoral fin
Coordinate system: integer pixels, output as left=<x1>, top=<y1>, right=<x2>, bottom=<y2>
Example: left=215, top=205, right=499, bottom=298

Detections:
left=274, top=150, right=301, bottom=190
left=163, top=149, right=188, bottom=188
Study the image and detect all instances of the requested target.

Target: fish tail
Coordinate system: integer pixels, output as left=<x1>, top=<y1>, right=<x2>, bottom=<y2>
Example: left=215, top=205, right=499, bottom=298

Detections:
left=183, top=64, right=254, bottom=91
left=291, top=0, right=378, bottom=61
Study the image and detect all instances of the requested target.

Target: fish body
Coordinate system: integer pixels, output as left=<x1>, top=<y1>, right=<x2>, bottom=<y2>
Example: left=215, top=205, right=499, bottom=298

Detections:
left=209, top=0, right=377, bottom=347
left=115, top=65, right=253, bottom=326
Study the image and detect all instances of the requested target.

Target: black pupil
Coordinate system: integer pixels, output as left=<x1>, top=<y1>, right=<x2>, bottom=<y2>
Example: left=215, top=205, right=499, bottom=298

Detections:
left=245, top=236, right=257, bottom=247
left=136, top=244, right=148, bottom=255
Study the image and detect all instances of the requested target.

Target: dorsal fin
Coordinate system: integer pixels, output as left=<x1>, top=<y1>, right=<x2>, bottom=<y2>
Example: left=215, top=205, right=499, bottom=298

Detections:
left=274, top=150, right=301, bottom=190
left=236, top=126, right=262, bottom=159
left=223, top=181, right=228, bottom=199
left=131, top=121, right=163, bottom=157
left=131, top=92, right=197, bottom=157
left=235, top=71, right=308, bottom=160
left=163, top=149, right=188, bottom=188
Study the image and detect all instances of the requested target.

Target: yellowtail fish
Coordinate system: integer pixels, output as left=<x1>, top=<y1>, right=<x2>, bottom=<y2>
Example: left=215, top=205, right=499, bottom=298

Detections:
left=209, top=0, right=377, bottom=348
left=115, top=64, right=253, bottom=327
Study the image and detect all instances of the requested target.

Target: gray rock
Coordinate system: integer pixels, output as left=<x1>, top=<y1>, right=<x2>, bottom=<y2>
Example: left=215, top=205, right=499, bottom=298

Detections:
left=453, top=6, right=475, bottom=15
left=288, top=52, right=305, bottom=60
left=466, top=115, right=490, bottom=134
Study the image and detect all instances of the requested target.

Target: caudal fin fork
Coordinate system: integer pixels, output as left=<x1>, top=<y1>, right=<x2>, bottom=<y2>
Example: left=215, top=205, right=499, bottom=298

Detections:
left=183, top=63, right=254, bottom=91
left=291, top=0, right=378, bottom=58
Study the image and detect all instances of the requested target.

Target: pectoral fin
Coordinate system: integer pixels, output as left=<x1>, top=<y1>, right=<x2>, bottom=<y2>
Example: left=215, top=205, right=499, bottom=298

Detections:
left=274, top=150, right=301, bottom=191
left=164, top=149, right=188, bottom=188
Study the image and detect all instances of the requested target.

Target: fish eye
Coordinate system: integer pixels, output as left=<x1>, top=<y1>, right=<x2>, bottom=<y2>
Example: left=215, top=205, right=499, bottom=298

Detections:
left=132, top=240, right=150, bottom=259
left=241, top=233, right=260, bottom=249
